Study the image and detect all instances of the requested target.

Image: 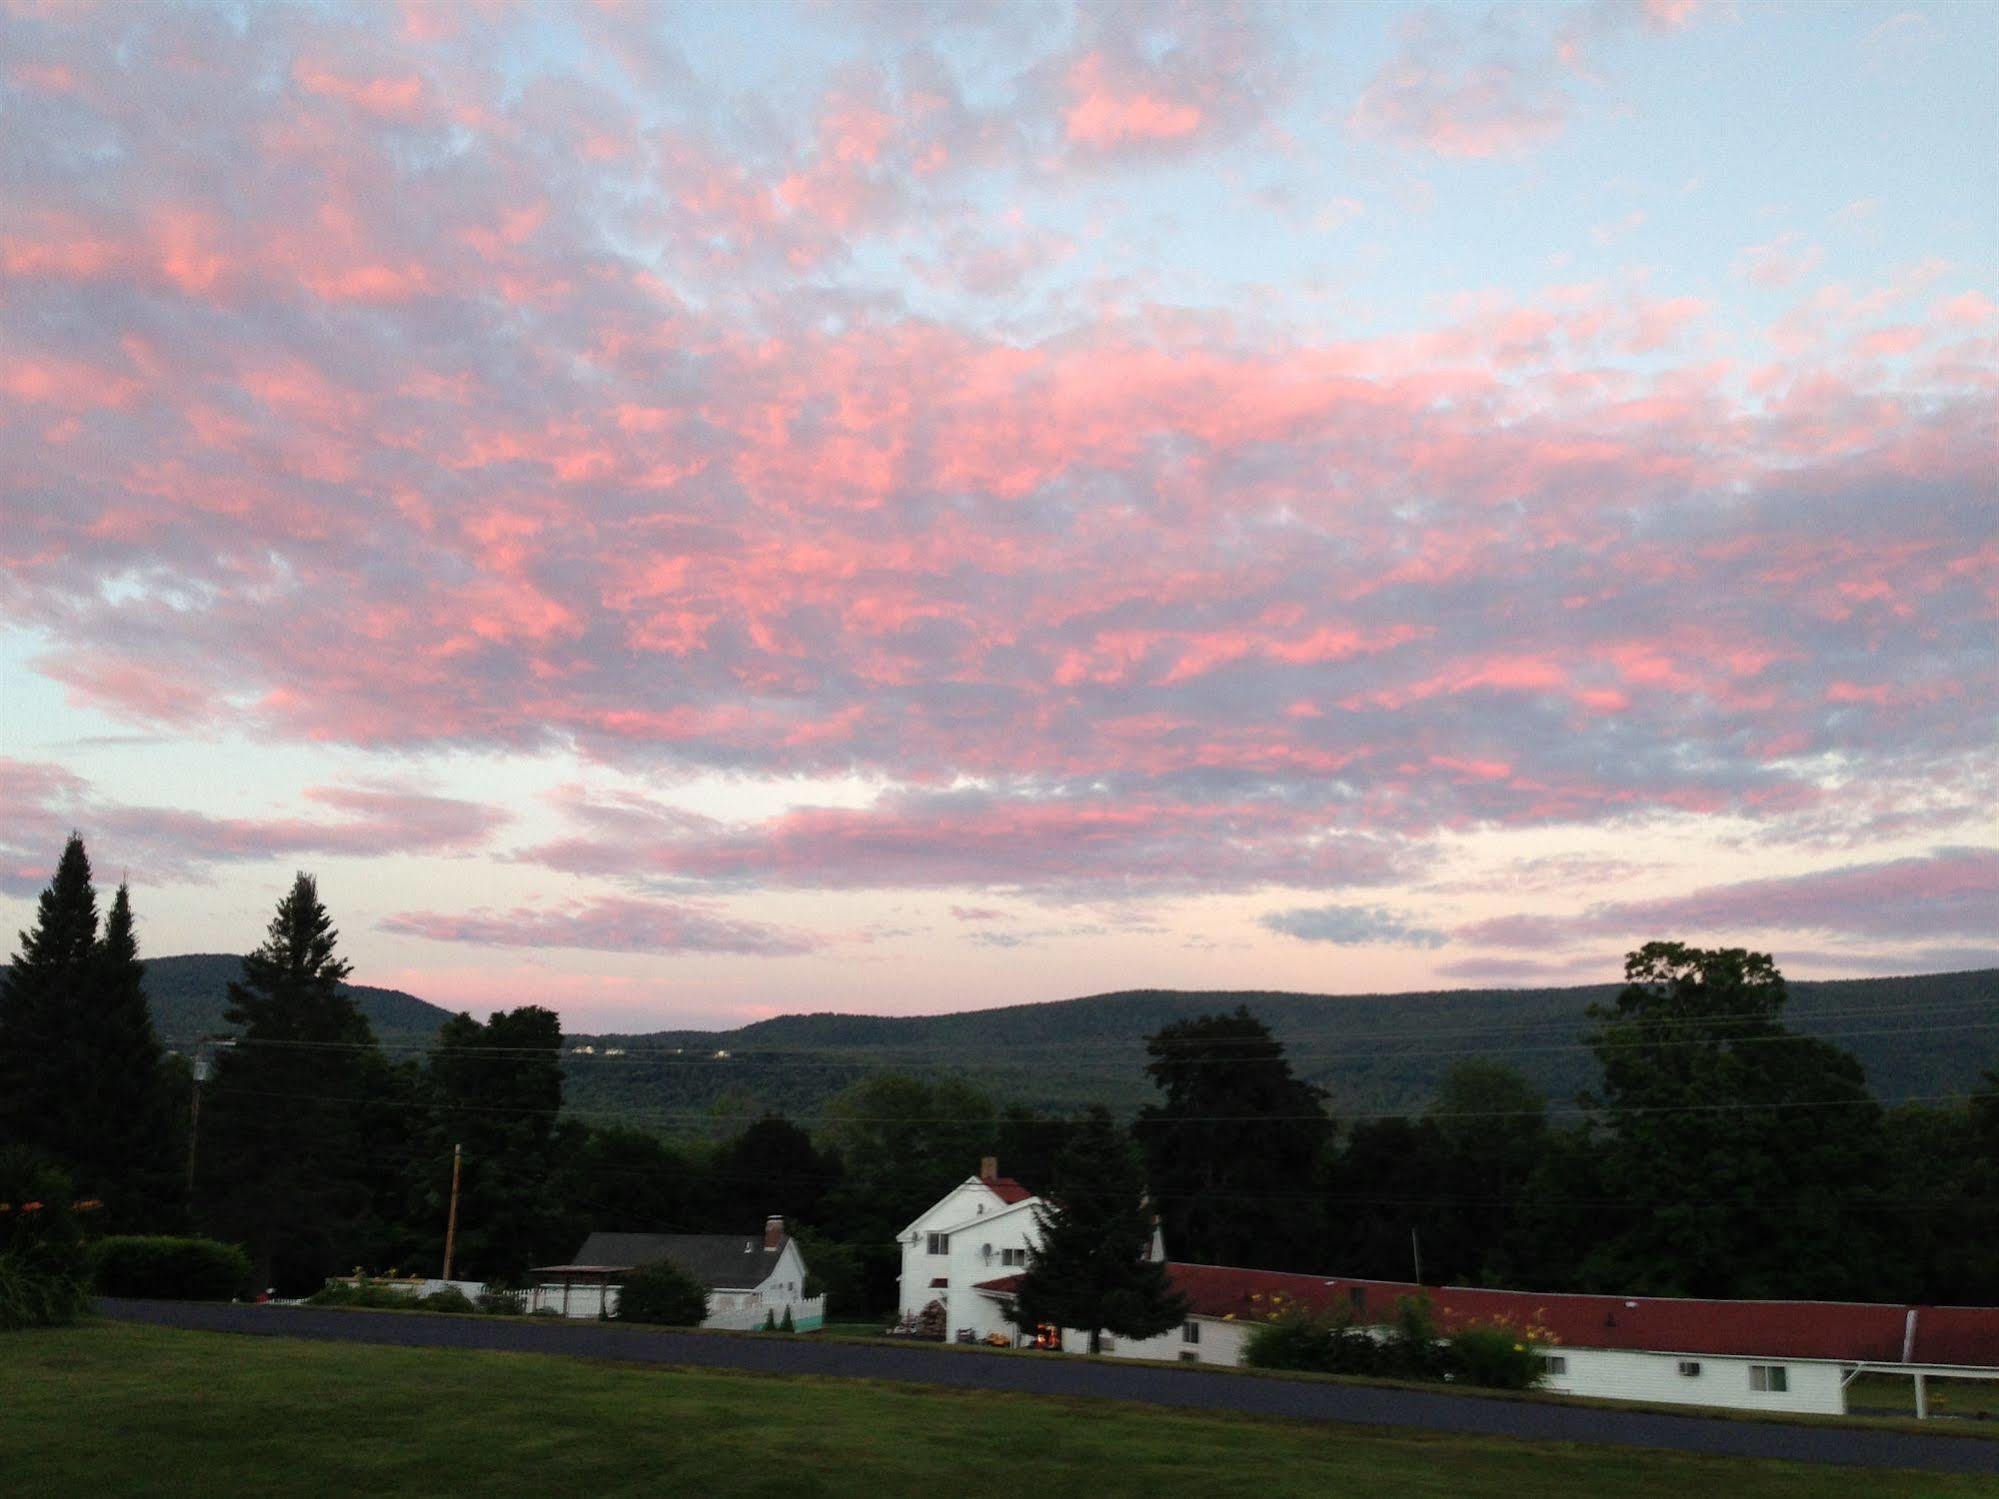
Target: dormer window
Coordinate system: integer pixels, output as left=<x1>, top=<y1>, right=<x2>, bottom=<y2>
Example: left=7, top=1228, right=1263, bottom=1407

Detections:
left=926, top=1232, right=950, bottom=1255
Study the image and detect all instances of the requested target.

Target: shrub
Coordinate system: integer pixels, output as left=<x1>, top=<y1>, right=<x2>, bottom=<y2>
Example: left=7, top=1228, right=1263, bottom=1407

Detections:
left=1444, top=1323, right=1549, bottom=1391
left=0, top=1254, right=87, bottom=1330
left=762, top=1308, right=777, bottom=1331
left=89, top=1237, right=251, bottom=1301
left=1243, top=1309, right=1390, bottom=1376
left=307, top=1278, right=421, bottom=1310
left=0, top=1154, right=87, bottom=1330
left=1387, top=1294, right=1446, bottom=1378
left=616, top=1261, right=709, bottom=1326
left=420, top=1285, right=476, bottom=1314
left=476, top=1289, right=523, bottom=1315
left=779, top=1305, right=795, bottom=1333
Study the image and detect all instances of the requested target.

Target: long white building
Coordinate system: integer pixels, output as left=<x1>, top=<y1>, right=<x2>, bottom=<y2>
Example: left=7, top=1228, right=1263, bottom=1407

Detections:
left=898, top=1164, right=1999, bottom=1415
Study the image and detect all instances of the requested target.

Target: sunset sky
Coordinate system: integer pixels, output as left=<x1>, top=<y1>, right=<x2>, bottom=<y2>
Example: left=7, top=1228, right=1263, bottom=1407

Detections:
left=2, top=0, right=1994, bottom=1031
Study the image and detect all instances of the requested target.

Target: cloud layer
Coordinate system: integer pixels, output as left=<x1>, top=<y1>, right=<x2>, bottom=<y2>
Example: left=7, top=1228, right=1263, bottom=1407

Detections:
left=0, top=2, right=1991, bottom=991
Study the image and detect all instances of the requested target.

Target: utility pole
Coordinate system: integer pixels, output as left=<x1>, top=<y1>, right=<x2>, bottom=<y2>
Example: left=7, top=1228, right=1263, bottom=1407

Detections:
left=1411, top=1227, right=1423, bottom=1285
left=441, top=1143, right=463, bottom=1282
left=185, top=1038, right=229, bottom=1202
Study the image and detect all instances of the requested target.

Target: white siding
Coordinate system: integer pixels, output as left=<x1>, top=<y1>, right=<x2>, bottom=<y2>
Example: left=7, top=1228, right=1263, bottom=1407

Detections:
left=1102, top=1317, right=1251, bottom=1366
left=1537, top=1348, right=1846, bottom=1414
left=1089, top=1320, right=1849, bottom=1416
left=896, top=1183, right=1043, bottom=1336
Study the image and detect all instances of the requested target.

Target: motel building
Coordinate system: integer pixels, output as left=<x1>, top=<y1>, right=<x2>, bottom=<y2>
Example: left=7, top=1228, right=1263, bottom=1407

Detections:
left=900, top=1162, right=1999, bottom=1416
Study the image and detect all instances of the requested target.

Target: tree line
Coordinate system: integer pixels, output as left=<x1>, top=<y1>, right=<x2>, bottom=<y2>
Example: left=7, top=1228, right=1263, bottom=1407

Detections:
left=4, top=834, right=1994, bottom=1307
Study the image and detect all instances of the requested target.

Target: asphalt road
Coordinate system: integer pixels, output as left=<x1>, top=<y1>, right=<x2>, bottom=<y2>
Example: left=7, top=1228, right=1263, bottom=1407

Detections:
left=100, top=1299, right=1999, bottom=1478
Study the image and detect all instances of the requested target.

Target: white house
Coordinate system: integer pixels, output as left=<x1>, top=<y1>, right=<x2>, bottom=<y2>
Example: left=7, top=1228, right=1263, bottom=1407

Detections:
left=530, top=1215, right=823, bottom=1329
left=896, top=1157, right=1046, bottom=1342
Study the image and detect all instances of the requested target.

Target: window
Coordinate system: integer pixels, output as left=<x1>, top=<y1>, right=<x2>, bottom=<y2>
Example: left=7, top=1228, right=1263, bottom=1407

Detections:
left=1348, top=1287, right=1367, bottom=1313
left=1001, top=1247, right=1028, bottom=1267
left=1748, top=1365, right=1788, bottom=1392
left=1181, top=1321, right=1201, bottom=1345
left=1677, top=1360, right=1701, bottom=1377
left=926, top=1232, right=950, bottom=1255
left=1541, top=1355, right=1567, bottom=1376
left=1179, top=1351, right=1200, bottom=1363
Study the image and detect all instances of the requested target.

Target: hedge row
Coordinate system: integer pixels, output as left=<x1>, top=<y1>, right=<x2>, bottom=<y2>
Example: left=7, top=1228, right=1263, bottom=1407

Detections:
left=89, top=1236, right=251, bottom=1301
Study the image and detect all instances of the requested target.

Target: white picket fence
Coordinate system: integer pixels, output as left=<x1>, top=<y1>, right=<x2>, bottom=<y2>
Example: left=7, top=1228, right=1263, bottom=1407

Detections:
left=524, top=1282, right=825, bottom=1329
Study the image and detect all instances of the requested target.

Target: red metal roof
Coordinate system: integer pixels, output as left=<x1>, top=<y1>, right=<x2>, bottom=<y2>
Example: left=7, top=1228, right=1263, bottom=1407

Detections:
left=977, top=1264, right=1999, bottom=1367
left=982, top=1176, right=1034, bottom=1205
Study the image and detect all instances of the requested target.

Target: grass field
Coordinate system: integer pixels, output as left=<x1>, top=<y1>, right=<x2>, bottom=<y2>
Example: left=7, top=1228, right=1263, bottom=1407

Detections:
left=2, top=1323, right=1992, bottom=1498
left=1848, top=1374, right=1999, bottom=1421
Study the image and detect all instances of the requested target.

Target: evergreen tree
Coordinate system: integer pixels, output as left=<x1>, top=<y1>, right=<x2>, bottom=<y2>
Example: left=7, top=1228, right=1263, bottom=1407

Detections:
left=1011, top=1107, right=1186, bottom=1354
left=83, top=883, right=181, bottom=1229
left=198, top=873, right=381, bottom=1292
left=0, top=835, right=100, bottom=1165
left=1134, top=1007, right=1331, bottom=1268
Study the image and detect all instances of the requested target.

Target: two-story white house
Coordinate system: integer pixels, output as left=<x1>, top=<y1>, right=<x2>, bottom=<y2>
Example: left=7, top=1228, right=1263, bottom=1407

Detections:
left=896, top=1157, right=1043, bottom=1342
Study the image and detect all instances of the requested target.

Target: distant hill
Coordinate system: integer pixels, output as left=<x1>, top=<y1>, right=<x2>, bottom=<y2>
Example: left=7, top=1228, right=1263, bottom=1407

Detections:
left=559, top=969, right=1999, bottom=1136
left=136, top=953, right=456, bottom=1048
left=78, top=955, right=1999, bottom=1135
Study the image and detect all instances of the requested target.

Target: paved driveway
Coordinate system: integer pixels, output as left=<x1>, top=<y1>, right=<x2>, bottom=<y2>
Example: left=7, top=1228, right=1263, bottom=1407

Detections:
left=99, top=1299, right=1999, bottom=1477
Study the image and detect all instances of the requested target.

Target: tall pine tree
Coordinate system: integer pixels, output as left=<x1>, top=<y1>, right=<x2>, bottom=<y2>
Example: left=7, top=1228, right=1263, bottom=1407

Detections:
left=83, top=882, right=181, bottom=1228
left=1011, top=1107, right=1185, bottom=1354
left=0, top=834, right=101, bottom=1165
left=198, top=873, right=381, bottom=1292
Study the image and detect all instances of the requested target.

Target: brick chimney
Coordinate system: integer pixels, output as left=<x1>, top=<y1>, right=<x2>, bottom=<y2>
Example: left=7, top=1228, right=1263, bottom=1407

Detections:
left=979, top=1156, right=999, bottom=1182
left=764, top=1214, right=785, bottom=1250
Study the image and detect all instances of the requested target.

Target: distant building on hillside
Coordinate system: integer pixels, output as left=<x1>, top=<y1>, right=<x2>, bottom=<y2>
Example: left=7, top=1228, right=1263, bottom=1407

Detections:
left=530, top=1216, right=821, bottom=1329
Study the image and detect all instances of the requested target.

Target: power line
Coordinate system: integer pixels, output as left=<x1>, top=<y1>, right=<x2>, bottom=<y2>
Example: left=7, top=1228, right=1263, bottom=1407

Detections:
left=159, top=990, right=1999, bottom=1060
left=192, top=1081, right=1981, bottom=1125
left=162, top=1014, right=1999, bottom=1066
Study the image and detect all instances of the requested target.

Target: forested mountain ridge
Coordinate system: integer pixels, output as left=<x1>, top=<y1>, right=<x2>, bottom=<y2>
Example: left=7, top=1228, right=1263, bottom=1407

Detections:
left=103, top=956, right=1997, bottom=1133
left=126, top=952, right=454, bottom=1046
left=569, top=969, right=1999, bottom=1132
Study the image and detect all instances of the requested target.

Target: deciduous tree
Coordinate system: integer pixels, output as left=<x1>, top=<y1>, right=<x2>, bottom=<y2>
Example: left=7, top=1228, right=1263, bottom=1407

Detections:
left=1135, top=1007, right=1331, bottom=1268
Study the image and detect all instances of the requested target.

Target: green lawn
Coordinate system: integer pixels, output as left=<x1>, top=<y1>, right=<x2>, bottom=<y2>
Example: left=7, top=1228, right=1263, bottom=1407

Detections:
left=1, top=1322, right=1989, bottom=1499
left=1849, top=1374, right=1999, bottom=1421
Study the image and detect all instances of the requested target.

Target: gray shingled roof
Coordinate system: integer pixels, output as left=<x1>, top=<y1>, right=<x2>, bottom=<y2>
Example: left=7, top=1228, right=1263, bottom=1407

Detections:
left=556, top=1231, right=789, bottom=1291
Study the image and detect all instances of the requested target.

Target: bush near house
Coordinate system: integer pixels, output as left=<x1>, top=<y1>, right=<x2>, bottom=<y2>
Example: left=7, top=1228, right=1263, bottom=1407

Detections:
left=1244, top=1294, right=1546, bottom=1391
left=90, top=1237, right=252, bottom=1301
left=615, top=1261, right=709, bottom=1327
left=419, top=1286, right=476, bottom=1314
left=1443, top=1323, right=1547, bottom=1391
left=308, top=1278, right=423, bottom=1310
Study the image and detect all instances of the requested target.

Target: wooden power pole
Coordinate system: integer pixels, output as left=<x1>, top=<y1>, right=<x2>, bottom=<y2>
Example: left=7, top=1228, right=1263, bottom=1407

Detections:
left=441, top=1143, right=463, bottom=1282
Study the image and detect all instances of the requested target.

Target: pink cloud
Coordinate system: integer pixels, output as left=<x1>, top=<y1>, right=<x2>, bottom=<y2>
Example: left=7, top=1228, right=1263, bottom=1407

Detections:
left=1064, top=53, right=1204, bottom=149
left=1457, top=848, right=1999, bottom=950
left=0, top=0, right=1988, bottom=930
left=380, top=896, right=817, bottom=956
left=0, top=759, right=508, bottom=892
